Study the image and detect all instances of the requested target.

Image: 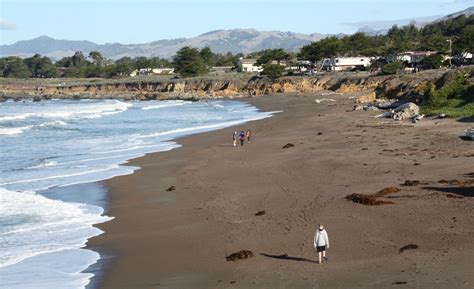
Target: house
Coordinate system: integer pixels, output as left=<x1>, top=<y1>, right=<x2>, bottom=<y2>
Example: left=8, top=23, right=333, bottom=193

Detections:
left=237, top=58, right=263, bottom=73
left=454, top=52, right=473, bottom=64
left=320, top=57, right=372, bottom=71
left=130, top=68, right=175, bottom=76
left=287, top=60, right=312, bottom=73
left=387, top=51, right=437, bottom=66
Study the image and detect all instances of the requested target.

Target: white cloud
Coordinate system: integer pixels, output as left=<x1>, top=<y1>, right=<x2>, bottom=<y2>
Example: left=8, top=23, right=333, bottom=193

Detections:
left=0, top=18, right=17, bottom=30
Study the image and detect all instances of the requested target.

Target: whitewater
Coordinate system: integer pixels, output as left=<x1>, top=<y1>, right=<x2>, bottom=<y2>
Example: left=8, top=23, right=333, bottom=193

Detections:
left=0, top=99, right=275, bottom=289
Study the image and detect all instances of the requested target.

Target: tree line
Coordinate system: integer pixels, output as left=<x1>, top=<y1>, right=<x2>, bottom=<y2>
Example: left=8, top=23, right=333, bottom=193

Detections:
left=0, top=48, right=243, bottom=79
left=1, top=14, right=473, bottom=79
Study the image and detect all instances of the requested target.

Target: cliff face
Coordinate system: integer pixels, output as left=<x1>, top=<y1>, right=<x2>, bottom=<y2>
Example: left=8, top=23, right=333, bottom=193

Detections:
left=0, top=67, right=468, bottom=102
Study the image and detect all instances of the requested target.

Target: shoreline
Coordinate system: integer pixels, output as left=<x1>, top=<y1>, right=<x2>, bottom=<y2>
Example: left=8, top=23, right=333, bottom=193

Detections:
left=88, top=94, right=473, bottom=289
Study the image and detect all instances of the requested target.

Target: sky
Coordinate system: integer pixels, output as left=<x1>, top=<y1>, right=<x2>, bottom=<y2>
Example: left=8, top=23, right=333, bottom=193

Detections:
left=1, top=0, right=473, bottom=45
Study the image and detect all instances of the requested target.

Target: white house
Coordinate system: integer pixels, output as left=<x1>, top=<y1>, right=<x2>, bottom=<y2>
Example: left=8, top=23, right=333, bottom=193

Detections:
left=237, top=58, right=263, bottom=73
left=321, top=57, right=372, bottom=71
left=387, top=51, right=437, bottom=65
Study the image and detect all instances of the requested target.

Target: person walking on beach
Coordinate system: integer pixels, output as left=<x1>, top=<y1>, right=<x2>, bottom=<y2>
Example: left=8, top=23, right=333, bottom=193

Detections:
left=239, top=130, right=245, bottom=146
left=232, top=131, right=237, bottom=147
left=246, top=129, right=252, bottom=143
left=314, top=224, right=329, bottom=264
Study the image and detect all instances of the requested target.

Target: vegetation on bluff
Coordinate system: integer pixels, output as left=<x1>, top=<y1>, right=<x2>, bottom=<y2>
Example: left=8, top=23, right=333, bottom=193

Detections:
left=422, top=70, right=474, bottom=117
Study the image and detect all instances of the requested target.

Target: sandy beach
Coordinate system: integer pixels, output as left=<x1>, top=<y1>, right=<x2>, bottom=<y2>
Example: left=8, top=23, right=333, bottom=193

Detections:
left=88, top=94, right=473, bottom=289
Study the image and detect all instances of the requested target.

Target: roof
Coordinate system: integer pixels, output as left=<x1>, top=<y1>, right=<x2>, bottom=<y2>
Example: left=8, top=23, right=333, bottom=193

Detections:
left=240, top=59, right=258, bottom=64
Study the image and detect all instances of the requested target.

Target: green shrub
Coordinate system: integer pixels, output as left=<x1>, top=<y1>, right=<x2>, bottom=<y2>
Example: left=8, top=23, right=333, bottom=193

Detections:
left=421, top=72, right=474, bottom=117
left=420, top=54, right=444, bottom=69
left=382, top=61, right=404, bottom=75
left=260, top=64, right=286, bottom=80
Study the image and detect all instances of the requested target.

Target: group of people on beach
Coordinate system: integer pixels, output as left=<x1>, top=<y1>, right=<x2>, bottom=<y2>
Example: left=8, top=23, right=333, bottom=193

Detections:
left=232, top=130, right=252, bottom=147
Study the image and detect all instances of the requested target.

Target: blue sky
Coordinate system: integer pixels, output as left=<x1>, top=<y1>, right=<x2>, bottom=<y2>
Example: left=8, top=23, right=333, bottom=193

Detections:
left=1, top=0, right=473, bottom=44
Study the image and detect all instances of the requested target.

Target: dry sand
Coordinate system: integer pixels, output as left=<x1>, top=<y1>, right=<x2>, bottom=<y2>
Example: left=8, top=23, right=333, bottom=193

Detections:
left=88, top=94, right=474, bottom=289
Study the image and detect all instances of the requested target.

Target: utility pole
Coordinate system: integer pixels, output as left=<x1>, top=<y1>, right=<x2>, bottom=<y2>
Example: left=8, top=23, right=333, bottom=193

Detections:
left=446, top=39, right=452, bottom=67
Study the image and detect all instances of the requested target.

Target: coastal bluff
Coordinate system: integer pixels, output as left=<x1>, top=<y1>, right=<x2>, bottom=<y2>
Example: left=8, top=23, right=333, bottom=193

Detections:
left=0, top=67, right=471, bottom=103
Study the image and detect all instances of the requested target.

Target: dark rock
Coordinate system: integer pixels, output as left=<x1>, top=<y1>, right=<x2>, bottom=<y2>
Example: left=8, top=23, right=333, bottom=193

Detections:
left=282, top=143, right=294, bottom=149
left=166, top=186, right=176, bottom=191
left=399, top=244, right=418, bottom=253
left=345, top=193, right=395, bottom=206
left=255, top=210, right=266, bottom=216
left=402, top=180, right=420, bottom=186
left=392, top=281, right=408, bottom=285
left=226, top=250, right=254, bottom=261
left=345, top=187, right=400, bottom=206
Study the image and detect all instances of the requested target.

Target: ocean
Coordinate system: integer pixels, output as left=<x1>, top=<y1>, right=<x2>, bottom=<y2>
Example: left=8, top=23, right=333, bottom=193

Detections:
left=0, top=99, right=275, bottom=289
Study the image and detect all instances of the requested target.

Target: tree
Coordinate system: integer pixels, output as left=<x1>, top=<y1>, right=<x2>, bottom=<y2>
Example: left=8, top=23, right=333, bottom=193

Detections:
left=173, top=46, right=208, bottom=77
left=89, top=51, right=104, bottom=66
left=255, top=49, right=291, bottom=66
left=420, top=54, right=444, bottom=69
left=24, top=54, right=58, bottom=78
left=83, top=65, right=104, bottom=78
left=71, top=51, right=87, bottom=67
left=382, top=61, right=404, bottom=75
left=2, top=57, right=31, bottom=78
left=454, top=24, right=474, bottom=54
left=199, top=47, right=214, bottom=67
left=56, top=56, right=73, bottom=68
left=298, top=37, right=342, bottom=62
left=260, top=63, right=286, bottom=80
left=420, top=35, right=449, bottom=53
left=134, top=56, right=151, bottom=69
left=107, top=57, right=135, bottom=77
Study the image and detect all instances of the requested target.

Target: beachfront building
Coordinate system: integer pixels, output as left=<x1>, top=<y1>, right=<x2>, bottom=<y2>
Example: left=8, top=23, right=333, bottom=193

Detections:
left=286, top=60, right=313, bottom=74
left=237, top=58, right=263, bottom=73
left=454, top=52, right=473, bottom=64
left=320, top=57, right=372, bottom=71
left=130, top=67, right=175, bottom=76
left=387, top=51, right=437, bottom=66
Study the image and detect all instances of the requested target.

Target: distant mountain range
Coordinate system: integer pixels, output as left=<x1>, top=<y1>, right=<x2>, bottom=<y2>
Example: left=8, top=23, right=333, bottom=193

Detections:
left=356, top=6, right=474, bottom=36
left=0, top=29, right=325, bottom=60
left=1, top=7, right=472, bottom=60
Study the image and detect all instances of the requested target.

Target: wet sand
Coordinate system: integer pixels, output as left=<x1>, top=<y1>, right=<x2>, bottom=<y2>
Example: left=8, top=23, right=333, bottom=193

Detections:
left=88, top=94, right=474, bottom=289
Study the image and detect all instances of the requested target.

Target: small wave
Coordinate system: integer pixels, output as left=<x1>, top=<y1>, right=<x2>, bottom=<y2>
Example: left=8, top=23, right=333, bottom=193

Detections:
left=0, top=114, right=32, bottom=122
left=26, top=160, right=59, bottom=169
left=0, top=100, right=132, bottom=123
left=0, top=165, right=120, bottom=186
left=37, top=120, right=67, bottom=128
left=0, top=121, right=67, bottom=136
left=141, top=101, right=187, bottom=110
left=0, top=126, right=31, bottom=135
